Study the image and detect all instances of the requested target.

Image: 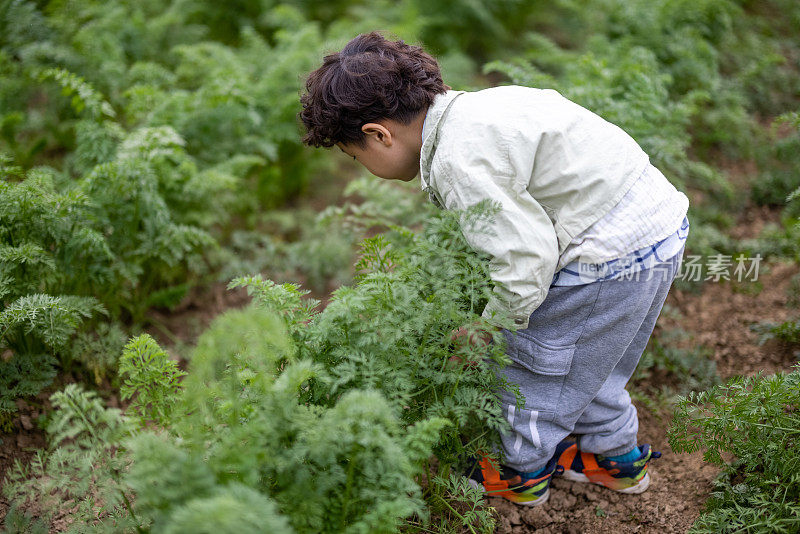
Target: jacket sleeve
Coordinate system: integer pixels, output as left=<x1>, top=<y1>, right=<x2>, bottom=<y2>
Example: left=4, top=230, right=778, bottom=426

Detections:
left=432, top=143, right=560, bottom=330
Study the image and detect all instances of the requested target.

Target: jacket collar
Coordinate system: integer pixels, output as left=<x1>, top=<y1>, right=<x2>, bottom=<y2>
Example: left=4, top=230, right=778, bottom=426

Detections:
left=419, top=90, right=465, bottom=190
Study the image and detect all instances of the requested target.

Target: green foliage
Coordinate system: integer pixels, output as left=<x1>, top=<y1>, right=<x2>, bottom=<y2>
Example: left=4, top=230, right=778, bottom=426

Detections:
left=0, top=352, right=55, bottom=431
left=39, top=67, right=116, bottom=120
left=1, top=295, right=100, bottom=352
left=1, top=0, right=331, bottom=208
left=752, top=112, right=800, bottom=208
left=158, top=483, right=293, bottom=534
left=136, top=22, right=327, bottom=205
left=236, top=205, right=517, bottom=465
left=0, top=163, right=111, bottom=298
left=2, top=384, right=134, bottom=529
left=751, top=318, right=800, bottom=346
left=215, top=207, right=356, bottom=294
left=767, top=320, right=800, bottom=345
left=404, top=0, right=540, bottom=60
left=68, top=322, right=128, bottom=386
left=118, top=334, right=186, bottom=426
left=319, top=176, right=434, bottom=233
left=421, top=473, right=497, bottom=533
left=0, top=148, right=215, bottom=415
left=1, top=504, right=49, bottom=534
left=0, top=3, right=364, bottom=415
left=1, top=0, right=383, bottom=418
left=3, top=206, right=508, bottom=533
left=214, top=176, right=436, bottom=295
left=545, top=0, right=799, bottom=152
left=669, top=366, right=800, bottom=532
left=118, top=305, right=454, bottom=534
left=77, top=132, right=219, bottom=319
left=752, top=111, right=800, bottom=306
left=0, top=293, right=101, bottom=426
left=228, top=277, right=320, bottom=338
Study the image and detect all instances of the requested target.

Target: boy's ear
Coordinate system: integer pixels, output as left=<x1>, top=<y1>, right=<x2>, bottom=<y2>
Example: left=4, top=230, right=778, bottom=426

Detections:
left=362, top=122, right=393, bottom=147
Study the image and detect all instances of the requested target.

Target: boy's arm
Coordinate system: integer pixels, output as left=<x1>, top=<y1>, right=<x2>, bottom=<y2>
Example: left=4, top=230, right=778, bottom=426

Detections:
left=433, top=149, right=560, bottom=330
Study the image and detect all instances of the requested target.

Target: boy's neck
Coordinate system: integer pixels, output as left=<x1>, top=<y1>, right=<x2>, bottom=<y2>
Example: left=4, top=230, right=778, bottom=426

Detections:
left=412, top=106, right=429, bottom=151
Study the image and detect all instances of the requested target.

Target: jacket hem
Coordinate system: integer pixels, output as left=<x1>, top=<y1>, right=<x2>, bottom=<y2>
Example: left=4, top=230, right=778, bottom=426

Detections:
left=556, top=157, right=650, bottom=252
left=482, top=288, right=549, bottom=331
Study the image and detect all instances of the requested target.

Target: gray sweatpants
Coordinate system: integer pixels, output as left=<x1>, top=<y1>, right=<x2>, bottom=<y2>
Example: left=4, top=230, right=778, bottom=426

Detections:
left=496, top=244, right=685, bottom=472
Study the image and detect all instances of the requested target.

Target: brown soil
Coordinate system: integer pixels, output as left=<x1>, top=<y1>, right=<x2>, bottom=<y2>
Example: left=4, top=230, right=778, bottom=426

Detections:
left=1, top=384, right=65, bottom=526
left=668, top=260, right=799, bottom=380
left=0, top=397, right=48, bottom=484
left=490, top=411, right=717, bottom=534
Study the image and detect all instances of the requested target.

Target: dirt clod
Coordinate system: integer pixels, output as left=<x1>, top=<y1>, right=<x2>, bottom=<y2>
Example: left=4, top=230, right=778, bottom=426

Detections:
left=19, top=415, right=33, bottom=431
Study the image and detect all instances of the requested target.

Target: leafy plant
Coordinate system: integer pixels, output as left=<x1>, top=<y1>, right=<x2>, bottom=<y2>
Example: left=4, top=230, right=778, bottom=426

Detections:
left=67, top=321, right=128, bottom=386
left=318, top=175, right=434, bottom=232
left=235, top=204, right=519, bottom=466
left=118, top=334, right=186, bottom=427
left=0, top=165, right=109, bottom=420
left=214, top=207, right=356, bottom=294
left=751, top=318, right=800, bottom=347
left=421, top=472, right=497, bottom=533
left=0, top=139, right=217, bottom=418
left=0, top=294, right=101, bottom=425
left=669, top=365, right=800, bottom=532
left=2, top=384, right=136, bottom=530
left=5, top=205, right=512, bottom=533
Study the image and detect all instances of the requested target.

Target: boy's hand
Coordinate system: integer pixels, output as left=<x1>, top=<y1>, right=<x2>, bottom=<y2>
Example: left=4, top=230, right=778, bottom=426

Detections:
left=450, top=324, right=495, bottom=348
left=448, top=322, right=499, bottom=367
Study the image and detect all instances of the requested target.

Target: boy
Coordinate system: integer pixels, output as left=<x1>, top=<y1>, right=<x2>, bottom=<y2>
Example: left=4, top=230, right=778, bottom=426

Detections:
left=299, top=32, right=689, bottom=507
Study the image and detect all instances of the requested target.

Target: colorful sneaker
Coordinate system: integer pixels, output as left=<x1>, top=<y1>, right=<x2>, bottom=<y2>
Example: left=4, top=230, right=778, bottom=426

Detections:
left=464, top=454, right=564, bottom=506
left=555, top=441, right=661, bottom=494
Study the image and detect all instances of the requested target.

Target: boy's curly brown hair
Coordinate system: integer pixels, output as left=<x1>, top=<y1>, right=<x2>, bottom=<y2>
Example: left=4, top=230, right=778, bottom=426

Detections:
left=299, top=32, right=449, bottom=149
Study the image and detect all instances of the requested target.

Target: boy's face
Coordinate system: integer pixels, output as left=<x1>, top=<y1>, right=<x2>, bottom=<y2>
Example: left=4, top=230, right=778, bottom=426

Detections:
left=336, top=115, right=425, bottom=182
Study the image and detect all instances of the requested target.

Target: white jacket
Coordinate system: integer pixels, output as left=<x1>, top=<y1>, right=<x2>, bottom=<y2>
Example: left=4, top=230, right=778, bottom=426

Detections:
left=419, top=85, right=654, bottom=329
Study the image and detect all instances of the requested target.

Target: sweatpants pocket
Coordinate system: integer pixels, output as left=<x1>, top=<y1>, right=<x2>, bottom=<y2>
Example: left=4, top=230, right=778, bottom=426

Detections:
left=499, top=330, right=576, bottom=422
left=505, top=330, right=576, bottom=376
